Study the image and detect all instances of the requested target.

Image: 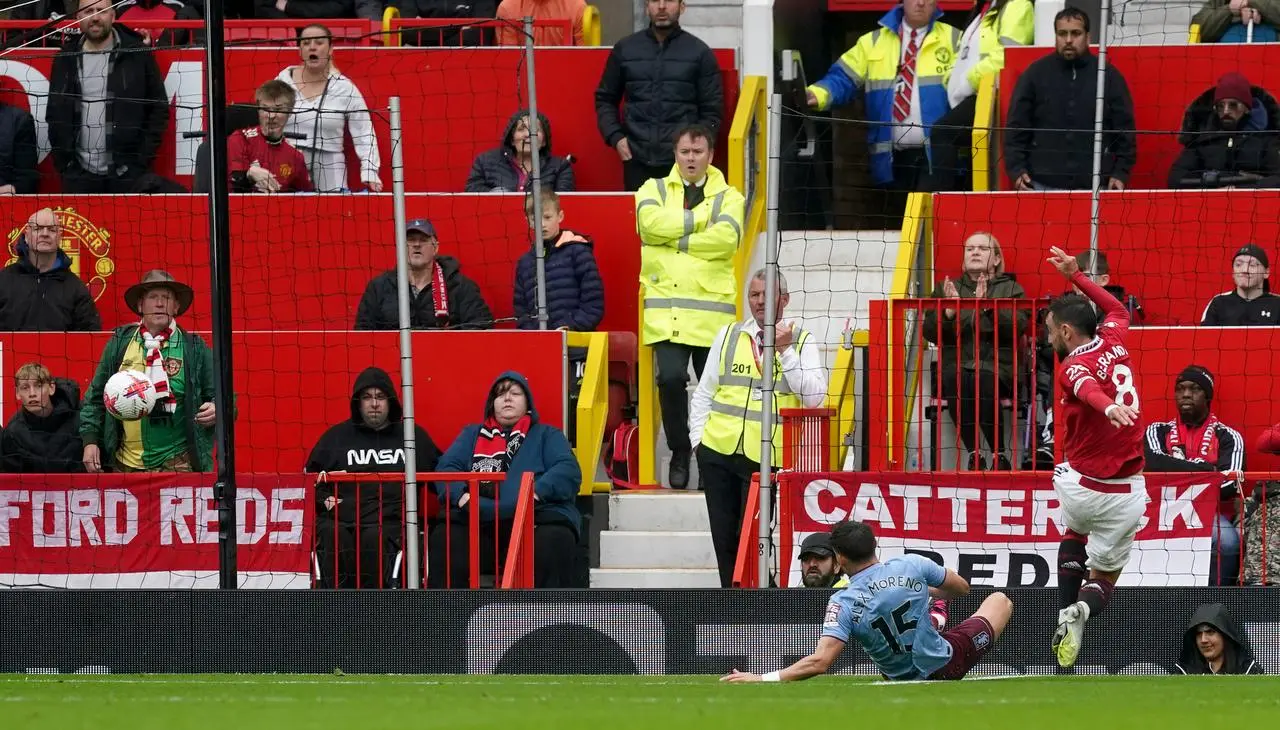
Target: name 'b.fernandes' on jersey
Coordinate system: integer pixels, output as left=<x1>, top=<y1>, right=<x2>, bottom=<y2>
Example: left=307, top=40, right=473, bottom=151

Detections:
left=1056, top=271, right=1145, bottom=480
left=821, top=554, right=950, bottom=680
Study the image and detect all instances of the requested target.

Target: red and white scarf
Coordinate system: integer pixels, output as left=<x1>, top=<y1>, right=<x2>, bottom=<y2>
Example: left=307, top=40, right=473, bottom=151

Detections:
left=471, top=414, right=531, bottom=498
left=1166, top=413, right=1220, bottom=463
left=430, top=262, right=450, bottom=326
left=142, top=321, right=177, bottom=413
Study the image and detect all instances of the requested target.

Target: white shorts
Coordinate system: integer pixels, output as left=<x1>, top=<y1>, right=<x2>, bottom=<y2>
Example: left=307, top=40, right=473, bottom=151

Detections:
left=1053, top=463, right=1149, bottom=573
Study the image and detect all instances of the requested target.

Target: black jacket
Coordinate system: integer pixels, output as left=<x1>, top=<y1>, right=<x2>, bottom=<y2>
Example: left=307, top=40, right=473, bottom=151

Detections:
left=387, top=0, right=498, bottom=45
left=466, top=109, right=575, bottom=193
left=0, top=379, right=83, bottom=473
left=1144, top=417, right=1245, bottom=500
left=305, top=367, right=442, bottom=525
left=1201, top=289, right=1280, bottom=326
left=354, top=255, right=494, bottom=330
left=0, top=239, right=102, bottom=332
left=254, top=0, right=383, bottom=19
left=1175, top=602, right=1264, bottom=675
left=1004, top=52, right=1137, bottom=190
left=47, top=24, right=170, bottom=179
left=0, top=102, right=37, bottom=193
left=595, top=25, right=723, bottom=168
left=1170, top=85, right=1280, bottom=189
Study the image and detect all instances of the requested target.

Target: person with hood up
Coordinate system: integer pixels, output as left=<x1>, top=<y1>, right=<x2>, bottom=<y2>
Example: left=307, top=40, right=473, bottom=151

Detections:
left=306, top=367, right=442, bottom=589
left=1174, top=603, right=1264, bottom=674
left=428, top=371, right=582, bottom=588
left=922, top=232, right=1028, bottom=471
left=466, top=110, right=575, bottom=193
left=1169, top=73, right=1280, bottom=189
left=0, top=208, right=102, bottom=332
left=0, top=363, right=84, bottom=473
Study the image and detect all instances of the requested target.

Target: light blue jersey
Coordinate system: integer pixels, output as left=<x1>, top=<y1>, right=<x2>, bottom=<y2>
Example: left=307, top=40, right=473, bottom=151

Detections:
left=821, top=554, right=951, bottom=680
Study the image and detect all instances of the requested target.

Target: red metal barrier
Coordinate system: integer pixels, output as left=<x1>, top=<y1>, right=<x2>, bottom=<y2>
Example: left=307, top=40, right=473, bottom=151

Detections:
left=730, top=473, right=761, bottom=588
left=781, top=407, right=834, bottom=472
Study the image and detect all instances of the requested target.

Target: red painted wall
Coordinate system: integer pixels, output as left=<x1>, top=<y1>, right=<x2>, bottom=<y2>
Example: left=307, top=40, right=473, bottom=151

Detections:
left=999, top=45, right=1279, bottom=190
left=0, top=193, right=639, bottom=334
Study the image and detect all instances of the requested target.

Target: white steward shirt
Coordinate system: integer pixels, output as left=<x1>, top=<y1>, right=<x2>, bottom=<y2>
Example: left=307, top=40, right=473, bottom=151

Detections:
left=948, top=13, right=984, bottom=107
left=894, top=22, right=927, bottom=150
left=689, top=318, right=829, bottom=450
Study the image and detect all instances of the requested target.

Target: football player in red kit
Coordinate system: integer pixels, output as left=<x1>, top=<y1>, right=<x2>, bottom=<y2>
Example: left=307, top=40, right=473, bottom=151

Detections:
left=1043, top=246, right=1145, bottom=669
left=228, top=80, right=313, bottom=194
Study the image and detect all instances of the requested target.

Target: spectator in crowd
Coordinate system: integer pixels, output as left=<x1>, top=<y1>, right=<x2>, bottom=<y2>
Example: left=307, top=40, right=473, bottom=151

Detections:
left=1201, top=244, right=1280, bottom=326
left=47, top=0, right=170, bottom=194
left=929, top=0, right=1034, bottom=191
left=796, top=532, right=847, bottom=589
left=466, top=110, right=575, bottom=193
left=691, top=270, right=827, bottom=586
left=595, top=0, right=723, bottom=192
left=354, top=218, right=493, bottom=330
left=2, top=0, right=64, bottom=19
left=228, top=80, right=315, bottom=193
left=428, top=371, right=582, bottom=588
left=388, top=0, right=499, bottom=45
left=1004, top=8, right=1136, bottom=191
left=0, top=363, right=84, bottom=473
left=1170, top=73, right=1280, bottom=189
left=1192, top=0, right=1280, bottom=43
left=0, top=208, right=101, bottom=332
left=805, top=0, right=958, bottom=209
left=116, top=0, right=203, bottom=46
left=921, top=232, right=1027, bottom=471
left=636, top=124, right=744, bottom=489
left=1174, top=603, right=1263, bottom=674
left=496, top=0, right=586, bottom=45
left=80, top=270, right=221, bottom=473
left=1143, top=365, right=1245, bottom=586
left=1247, top=426, right=1280, bottom=585
left=305, top=367, right=442, bottom=589
left=276, top=23, right=382, bottom=192
left=0, top=94, right=38, bottom=194
left=256, top=0, right=382, bottom=20
left=513, top=188, right=604, bottom=332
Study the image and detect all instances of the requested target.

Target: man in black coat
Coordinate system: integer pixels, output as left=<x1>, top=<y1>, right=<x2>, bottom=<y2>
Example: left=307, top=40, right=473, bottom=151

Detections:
left=1003, top=8, right=1136, bottom=191
left=354, top=218, right=494, bottom=330
left=305, top=367, right=443, bottom=589
left=595, top=0, right=723, bottom=191
left=46, top=0, right=170, bottom=194
left=1, top=363, right=84, bottom=473
left=0, top=100, right=37, bottom=194
left=1169, top=73, right=1280, bottom=189
left=0, top=208, right=102, bottom=331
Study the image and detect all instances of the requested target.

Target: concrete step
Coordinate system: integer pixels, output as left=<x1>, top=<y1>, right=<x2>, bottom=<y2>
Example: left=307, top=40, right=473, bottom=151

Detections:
left=598, top=530, right=717, bottom=569
left=590, top=567, right=722, bottom=589
left=608, top=491, right=710, bottom=532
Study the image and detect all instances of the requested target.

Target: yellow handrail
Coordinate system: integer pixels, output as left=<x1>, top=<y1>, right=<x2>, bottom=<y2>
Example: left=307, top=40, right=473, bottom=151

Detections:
left=823, top=329, right=869, bottom=469
left=886, top=192, right=933, bottom=466
left=381, top=6, right=401, bottom=46
left=971, top=73, right=997, bottom=192
left=1189, top=23, right=1201, bottom=43
left=582, top=4, right=602, bottom=46
left=567, top=331, right=610, bottom=494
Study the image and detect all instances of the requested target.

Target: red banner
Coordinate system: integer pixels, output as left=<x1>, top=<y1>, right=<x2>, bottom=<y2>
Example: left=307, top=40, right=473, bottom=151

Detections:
left=784, top=471, right=1219, bottom=587
left=0, top=473, right=312, bottom=588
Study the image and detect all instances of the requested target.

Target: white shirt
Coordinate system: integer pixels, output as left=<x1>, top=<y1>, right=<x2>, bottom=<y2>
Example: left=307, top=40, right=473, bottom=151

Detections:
left=276, top=66, right=381, bottom=187
left=894, top=23, right=927, bottom=150
left=689, top=319, right=829, bottom=450
left=948, top=13, right=985, bottom=107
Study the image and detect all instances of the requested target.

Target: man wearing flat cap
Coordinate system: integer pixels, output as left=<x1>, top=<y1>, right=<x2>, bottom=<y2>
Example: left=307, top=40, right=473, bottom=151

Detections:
left=354, top=217, right=493, bottom=331
left=1169, top=72, right=1280, bottom=189
left=1202, top=244, right=1280, bottom=326
left=80, top=270, right=221, bottom=473
left=797, top=532, right=847, bottom=588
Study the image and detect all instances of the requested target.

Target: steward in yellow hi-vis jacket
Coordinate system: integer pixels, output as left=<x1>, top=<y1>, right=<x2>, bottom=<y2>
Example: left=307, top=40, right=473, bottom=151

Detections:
left=805, top=0, right=959, bottom=187
left=689, top=270, right=827, bottom=587
left=634, top=124, right=744, bottom=490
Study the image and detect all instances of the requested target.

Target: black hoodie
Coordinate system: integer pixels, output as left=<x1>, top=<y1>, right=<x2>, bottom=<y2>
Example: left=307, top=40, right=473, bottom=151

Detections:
left=0, top=378, right=84, bottom=473
left=464, top=109, right=575, bottom=193
left=1170, top=85, right=1280, bottom=189
left=305, top=367, right=442, bottom=525
left=1175, top=603, right=1264, bottom=675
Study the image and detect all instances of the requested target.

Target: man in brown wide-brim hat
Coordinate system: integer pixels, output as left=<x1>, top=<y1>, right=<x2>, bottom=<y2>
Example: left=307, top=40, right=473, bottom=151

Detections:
left=79, top=269, right=225, bottom=474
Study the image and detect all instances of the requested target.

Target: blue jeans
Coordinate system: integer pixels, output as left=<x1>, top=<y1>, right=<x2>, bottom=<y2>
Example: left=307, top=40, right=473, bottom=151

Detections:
left=1210, top=513, right=1241, bottom=586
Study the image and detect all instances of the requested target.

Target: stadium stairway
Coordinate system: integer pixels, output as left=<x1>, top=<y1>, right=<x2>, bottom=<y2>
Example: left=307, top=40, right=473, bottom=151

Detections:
left=591, top=491, right=720, bottom=588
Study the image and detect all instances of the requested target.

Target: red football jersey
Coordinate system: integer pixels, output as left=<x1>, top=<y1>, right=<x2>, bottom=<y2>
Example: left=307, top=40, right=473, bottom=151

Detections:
left=1056, top=272, right=1145, bottom=479
left=227, top=127, right=314, bottom=193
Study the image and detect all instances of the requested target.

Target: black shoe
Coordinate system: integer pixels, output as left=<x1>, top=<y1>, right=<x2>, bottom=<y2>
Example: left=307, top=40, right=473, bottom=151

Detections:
left=994, top=455, right=1013, bottom=471
left=967, top=452, right=986, bottom=472
left=669, top=451, right=691, bottom=489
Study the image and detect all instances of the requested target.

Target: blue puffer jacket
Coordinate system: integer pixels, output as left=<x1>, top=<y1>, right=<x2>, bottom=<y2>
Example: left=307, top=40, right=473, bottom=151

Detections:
left=437, top=371, right=582, bottom=536
left=513, top=229, right=605, bottom=331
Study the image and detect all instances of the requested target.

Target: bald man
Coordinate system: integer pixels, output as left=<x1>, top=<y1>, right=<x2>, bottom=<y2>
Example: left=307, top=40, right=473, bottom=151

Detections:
left=0, top=208, right=101, bottom=331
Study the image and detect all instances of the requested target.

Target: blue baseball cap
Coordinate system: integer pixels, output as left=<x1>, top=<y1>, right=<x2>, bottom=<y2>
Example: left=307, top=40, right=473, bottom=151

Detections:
left=406, top=218, right=436, bottom=237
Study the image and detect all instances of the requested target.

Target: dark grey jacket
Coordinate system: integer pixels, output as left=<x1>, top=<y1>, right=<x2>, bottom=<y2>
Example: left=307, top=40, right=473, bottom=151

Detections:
left=465, top=109, right=575, bottom=193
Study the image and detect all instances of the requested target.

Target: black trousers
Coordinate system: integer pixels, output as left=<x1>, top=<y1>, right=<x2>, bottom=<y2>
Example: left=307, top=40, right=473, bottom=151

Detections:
left=941, top=367, right=1009, bottom=461
left=426, top=515, right=580, bottom=588
left=876, top=146, right=931, bottom=227
left=698, top=444, right=759, bottom=588
left=623, top=159, right=672, bottom=192
left=653, top=341, right=710, bottom=455
left=59, top=163, right=140, bottom=194
left=314, top=518, right=400, bottom=589
left=928, top=95, right=978, bottom=192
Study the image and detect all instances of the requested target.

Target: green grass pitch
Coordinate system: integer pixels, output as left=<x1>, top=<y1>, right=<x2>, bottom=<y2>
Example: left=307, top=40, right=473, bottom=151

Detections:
left=2, top=674, right=1276, bottom=729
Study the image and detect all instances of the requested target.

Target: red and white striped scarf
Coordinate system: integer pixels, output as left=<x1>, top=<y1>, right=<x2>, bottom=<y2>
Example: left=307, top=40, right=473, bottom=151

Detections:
left=141, top=320, right=177, bottom=413
left=1167, top=413, right=1220, bottom=462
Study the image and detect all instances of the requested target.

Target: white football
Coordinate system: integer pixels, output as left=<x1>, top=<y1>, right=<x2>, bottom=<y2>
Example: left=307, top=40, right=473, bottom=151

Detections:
left=103, top=371, right=158, bottom=421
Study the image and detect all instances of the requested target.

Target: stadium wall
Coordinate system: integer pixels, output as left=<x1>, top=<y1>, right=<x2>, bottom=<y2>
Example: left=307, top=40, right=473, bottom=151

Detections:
left=2, top=588, right=1275, bottom=675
